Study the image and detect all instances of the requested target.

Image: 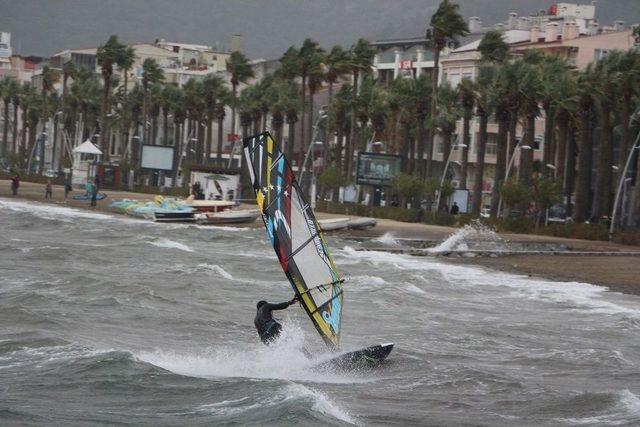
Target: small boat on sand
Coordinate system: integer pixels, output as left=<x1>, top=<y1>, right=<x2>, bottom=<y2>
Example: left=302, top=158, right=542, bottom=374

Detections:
left=185, top=198, right=235, bottom=213
left=348, top=217, right=377, bottom=230
left=318, top=217, right=350, bottom=231
left=195, top=209, right=261, bottom=225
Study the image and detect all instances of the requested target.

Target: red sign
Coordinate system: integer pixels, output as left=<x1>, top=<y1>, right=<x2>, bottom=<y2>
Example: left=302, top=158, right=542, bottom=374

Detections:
left=227, top=133, right=241, bottom=142
left=399, top=60, right=413, bottom=70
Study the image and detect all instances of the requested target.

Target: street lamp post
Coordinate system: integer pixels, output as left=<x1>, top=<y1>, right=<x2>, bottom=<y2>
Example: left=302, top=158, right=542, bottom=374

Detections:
left=497, top=143, right=532, bottom=217
left=609, top=124, right=640, bottom=238
left=435, top=142, right=467, bottom=212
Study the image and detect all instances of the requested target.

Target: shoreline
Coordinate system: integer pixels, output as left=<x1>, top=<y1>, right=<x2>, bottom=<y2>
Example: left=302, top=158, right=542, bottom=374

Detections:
left=3, top=179, right=640, bottom=296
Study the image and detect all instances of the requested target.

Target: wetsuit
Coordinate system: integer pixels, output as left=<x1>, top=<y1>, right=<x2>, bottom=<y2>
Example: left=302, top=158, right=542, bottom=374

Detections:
left=254, top=300, right=295, bottom=344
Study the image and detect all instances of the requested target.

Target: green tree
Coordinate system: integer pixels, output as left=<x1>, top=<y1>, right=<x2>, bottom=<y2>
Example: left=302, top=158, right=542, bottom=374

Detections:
left=392, top=172, right=425, bottom=207
left=346, top=38, right=375, bottom=178
left=0, top=79, right=10, bottom=157
left=426, top=0, right=469, bottom=179
left=458, top=78, right=474, bottom=189
left=501, top=178, right=531, bottom=217
left=478, top=30, right=509, bottom=63
left=531, top=176, right=561, bottom=226
left=226, top=51, right=254, bottom=153
left=202, top=74, right=225, bottom=161
left=141, top=58, right=164, bottom=147
left=96, top=35, right=126, bottom=157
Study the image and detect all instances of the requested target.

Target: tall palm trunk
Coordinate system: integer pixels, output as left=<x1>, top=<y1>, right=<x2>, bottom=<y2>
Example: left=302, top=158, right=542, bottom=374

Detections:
left=216, top=115, right=224, bottom=162
left=286, top=117, right=296, bottom=164
left=519, top=115, right=535, bottom=188
left=542, top=106, right=554, bottom=178
left=205, top=113, right=213, bottom=163
left=427, top=45, right=441, bottom=180
left=300, top=73, right=307, bottom=157
left=460, top=108, right=471, bottom=189
left=574, top=113, right=593, bottom=222
left=347, top=70, right=359, bottom=178
left=593, top=112, right=613, bottom=218
left=472, top=111, right=488, bottom=216
left=618, top=96, right=631, bottom=171
left=555, top=118, right=569, bottom=187
left=1, top=100, right=9, bottom=157
left=334, top=120, right=344, bottom=169
left=172, top=122, right=181, bottom=186
left=12, top=103, right=19, bottom=153
left=101, top=74, right=111, bottom=159
left=416, top=115, right=426, bottom=180
left=307, top=91, right=315, bottom=158
left=564, top=124, right=576, bottom=218
left=507, top=112, right=518, bottom=169
left=491, top=112, right=509, bottom=217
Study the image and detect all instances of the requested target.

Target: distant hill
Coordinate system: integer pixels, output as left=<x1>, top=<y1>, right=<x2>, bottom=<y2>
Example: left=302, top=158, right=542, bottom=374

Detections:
left=1, top=0, right=638, bottom=59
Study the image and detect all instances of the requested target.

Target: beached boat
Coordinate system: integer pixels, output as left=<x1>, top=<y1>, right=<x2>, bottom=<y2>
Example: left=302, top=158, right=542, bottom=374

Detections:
left=195, top=209, right=260, bottom=225
left=185, top=199, right=235, bottom=213
left=348, top=217, right=377, bottom=230
left=318, top=217, right=350, bottom=231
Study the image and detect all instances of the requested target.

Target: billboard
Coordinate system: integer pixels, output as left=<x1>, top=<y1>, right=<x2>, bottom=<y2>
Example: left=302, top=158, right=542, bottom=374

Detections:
left=141, top=145, right=174, bottom=171
left=356, top=152, right=402, bottom=187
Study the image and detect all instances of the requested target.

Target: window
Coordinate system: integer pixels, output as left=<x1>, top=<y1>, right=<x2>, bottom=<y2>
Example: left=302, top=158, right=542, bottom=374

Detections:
left=449, top=73, right=461, bottom=86
left=594, top=49, right=611, bottom=60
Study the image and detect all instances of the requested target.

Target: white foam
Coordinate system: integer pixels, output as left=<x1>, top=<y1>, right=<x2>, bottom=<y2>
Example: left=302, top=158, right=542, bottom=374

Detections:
left=195, top=383, right=356, bottom=424
left=428, top=221, right=506, bottom=253
left=136, top=323, right=367, bottom=385
left=150, top=238, right=194, bottom=252
left=558, top=390, right=640, bottom=425
left=339, top=246, right=640, bottom=319
left=0, top=198, right=121, bottom=222
left=373, top=232, right=399, bottom=246
left=404, top=283, right=427, bottom=295
left=197, top=264, right=233, bottom=279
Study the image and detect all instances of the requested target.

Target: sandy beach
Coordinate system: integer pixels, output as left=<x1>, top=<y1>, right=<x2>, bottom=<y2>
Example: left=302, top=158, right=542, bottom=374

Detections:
left=3, top=179, right=639, bottom=295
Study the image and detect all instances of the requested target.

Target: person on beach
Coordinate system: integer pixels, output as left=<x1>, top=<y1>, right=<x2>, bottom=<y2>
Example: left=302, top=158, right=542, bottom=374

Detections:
left=450, top=202, right=459, bottom=215
left=10, top=173, right=20, bottom=196
left=90, top=179, right=98, bottom=207
left=64, top=176, right=71, bottom=198
left=45, top=180, right=53, bottom=199
left=254, top=297, right=299, bottom=345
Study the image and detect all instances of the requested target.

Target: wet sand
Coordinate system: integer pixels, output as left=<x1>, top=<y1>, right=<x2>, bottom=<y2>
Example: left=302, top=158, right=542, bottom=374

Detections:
left=3, top=179, right=640, bottom=295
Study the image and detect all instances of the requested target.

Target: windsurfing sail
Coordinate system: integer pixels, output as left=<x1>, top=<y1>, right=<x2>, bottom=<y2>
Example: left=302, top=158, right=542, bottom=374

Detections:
left=243, top=132, right=343, bottom=349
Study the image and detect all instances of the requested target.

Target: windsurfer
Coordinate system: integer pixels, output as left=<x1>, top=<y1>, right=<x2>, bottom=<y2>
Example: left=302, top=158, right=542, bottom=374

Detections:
left=254, top=297, right=298, bottom=345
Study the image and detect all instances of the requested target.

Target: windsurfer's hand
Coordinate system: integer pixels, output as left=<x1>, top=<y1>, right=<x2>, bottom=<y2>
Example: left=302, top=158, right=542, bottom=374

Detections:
left=290, top=296, right=298, bottom=305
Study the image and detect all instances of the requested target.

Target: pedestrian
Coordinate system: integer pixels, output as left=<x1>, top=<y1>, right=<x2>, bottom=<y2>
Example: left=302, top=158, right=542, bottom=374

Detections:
left=45, top=179, right=53, bottom=199
left=64, top=176, right=71, bottom=198
left=94, top=174, right=101, bottom=192
left=90, top=179, right=98, bottom=207
left=85, top=180, right=94, bottom=207
left=450, top=202, right=460, bottom=215
left=10, top=173, right=20, bottom=196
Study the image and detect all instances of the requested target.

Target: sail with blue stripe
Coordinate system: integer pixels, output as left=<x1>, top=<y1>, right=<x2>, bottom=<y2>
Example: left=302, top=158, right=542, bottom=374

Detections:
left=243, top=132, right=343, bottom=349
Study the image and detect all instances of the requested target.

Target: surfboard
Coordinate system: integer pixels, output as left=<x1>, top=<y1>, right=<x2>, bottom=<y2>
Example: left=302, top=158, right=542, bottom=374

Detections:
left=312, top=343, right=394, bottom=371
left=243, top=132, right=394, bottom=368
left=72, top=192, right=107, bottom=201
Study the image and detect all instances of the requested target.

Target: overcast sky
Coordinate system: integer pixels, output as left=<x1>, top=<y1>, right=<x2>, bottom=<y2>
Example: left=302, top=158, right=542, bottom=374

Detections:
left=1, top=0, right=638, bottom=59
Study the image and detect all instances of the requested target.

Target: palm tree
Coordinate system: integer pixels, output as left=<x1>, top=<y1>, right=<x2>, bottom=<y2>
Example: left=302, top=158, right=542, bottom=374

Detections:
left=458, top=78, right=474, bottom=190
left=573, top=66, right=598, bottom=223
left=116, top=46, right=136, bottom=156
left=297, top=39, right=324, bottom=156
left=426, top=0, right=469, bottom=178
left=478, top=30, right=509, bottom=64
left=517, top=58, right=542, bottom=190
left=435, top=82, right=461, bottom=169
left=413, top=74, right=431, bottom=179
left=537, top=55, right=569, bottom=178
left=346, top=38, right=375, bottom=177
left=96, top=35, right=126, bottom=157
left=591, top=56, right=617, bottom=219
left=215, top=87, right=230, bottom=163
left=202, top=74, right=225, bottom=162
left=0, top=79, right=10, bottom=157
left=9, top=80, right=20, bottom=154
left=169, top=85, right=186, bottom=185
left=61, top=61, right=77, bottom=101
left=324, top=45, right=350, bottom=104
left=328, top=83, right=351, bottom=170
left=471, top=65, right=497, bottom=216
left=141, top=58, right=164, bottom=146
left=226, top=51, right=254, bottom=154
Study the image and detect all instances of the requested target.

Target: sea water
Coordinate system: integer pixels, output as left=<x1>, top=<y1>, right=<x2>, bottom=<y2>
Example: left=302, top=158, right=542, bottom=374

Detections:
left=2, top=198, right=640, bottom=425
